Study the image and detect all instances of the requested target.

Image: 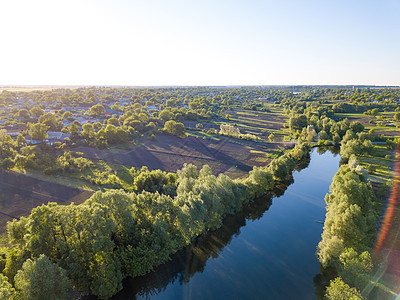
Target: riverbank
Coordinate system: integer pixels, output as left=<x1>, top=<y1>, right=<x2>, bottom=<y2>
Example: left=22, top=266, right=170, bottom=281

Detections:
left=109, top=148, right=340, bottom=299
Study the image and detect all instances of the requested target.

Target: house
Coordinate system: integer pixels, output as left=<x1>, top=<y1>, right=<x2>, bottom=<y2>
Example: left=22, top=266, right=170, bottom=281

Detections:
left=47, top=131, right=71, bottom=144
left=24, top=135, right=42, bottom=145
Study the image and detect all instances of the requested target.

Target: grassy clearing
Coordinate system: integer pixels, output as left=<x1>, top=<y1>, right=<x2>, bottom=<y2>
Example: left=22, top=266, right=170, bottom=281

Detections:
left=366, top=126, right=400, bottom=132
left=20, top=169, right=99, bottom=191
left=236, top=111, right=259, bottom=117
left=238, top=116, right=285, bottom=125
left=249, top=149, right=266, bottom=154
left=335, top=113, right=365, bottom=118
left=186, top=130, right=221, bottom=141
left=358, top=145, right=393, bottom=184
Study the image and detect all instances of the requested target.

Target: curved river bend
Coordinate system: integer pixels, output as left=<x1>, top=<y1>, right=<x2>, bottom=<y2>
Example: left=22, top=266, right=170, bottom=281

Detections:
left=112, top=149, right=340, bottom=299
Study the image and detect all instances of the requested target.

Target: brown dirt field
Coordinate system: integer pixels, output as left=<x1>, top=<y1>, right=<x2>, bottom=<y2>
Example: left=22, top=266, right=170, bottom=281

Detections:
left=0, top=170, right=93, bottom=233
left=76, top=134, right=292, bottom=179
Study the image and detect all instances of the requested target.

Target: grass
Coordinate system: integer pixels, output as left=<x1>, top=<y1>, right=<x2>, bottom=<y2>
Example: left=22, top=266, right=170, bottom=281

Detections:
left=358, top=145, right=393, bottom=184
left=18, top=168, right=99, bottom=191
left=186, top=130, right=221, bottom=141
left=335, top=113, right=364, bottom=118
left=238, top=116, right=285, bottom=125
left=236, top=111, right=259, bottom=117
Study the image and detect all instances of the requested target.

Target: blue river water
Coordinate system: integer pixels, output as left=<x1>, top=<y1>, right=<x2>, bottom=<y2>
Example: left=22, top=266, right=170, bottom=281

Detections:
left=113, top=148, right=341, bottom=299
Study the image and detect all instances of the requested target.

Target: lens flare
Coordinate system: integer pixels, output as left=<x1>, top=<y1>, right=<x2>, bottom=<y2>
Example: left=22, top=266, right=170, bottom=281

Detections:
left=373, top=143, right=400, bottom=295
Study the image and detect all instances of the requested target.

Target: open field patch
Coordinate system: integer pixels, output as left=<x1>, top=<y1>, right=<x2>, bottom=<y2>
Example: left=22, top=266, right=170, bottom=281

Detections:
left=76, top=134, right=292, bottom=179
left=0, top=170, right=93, bottom=233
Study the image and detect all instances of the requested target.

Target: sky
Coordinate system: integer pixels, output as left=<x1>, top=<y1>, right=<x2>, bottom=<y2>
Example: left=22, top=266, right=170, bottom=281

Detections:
left=0, top=0, right=399, bottom=86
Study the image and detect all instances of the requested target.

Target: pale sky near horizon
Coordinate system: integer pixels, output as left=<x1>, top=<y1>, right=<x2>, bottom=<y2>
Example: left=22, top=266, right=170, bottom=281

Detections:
left=1, top=0, right=399, bottom=86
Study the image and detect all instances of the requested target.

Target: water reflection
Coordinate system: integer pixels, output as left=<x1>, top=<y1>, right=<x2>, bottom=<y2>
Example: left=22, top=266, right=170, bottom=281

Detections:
left=112, top=156, right=312, bottom=299
left=110, top=149, right=340, bottom=300
left=113, top=194, right=274, bottom=299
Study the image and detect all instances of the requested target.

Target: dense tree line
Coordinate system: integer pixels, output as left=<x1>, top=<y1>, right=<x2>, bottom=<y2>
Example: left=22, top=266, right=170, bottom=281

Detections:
left=0, top=142, right=310, bottom=298
left=317, top=162, right=379, bottom=299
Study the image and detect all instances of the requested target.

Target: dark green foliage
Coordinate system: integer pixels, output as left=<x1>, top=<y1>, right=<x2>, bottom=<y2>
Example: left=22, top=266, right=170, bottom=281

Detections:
left=163, top=120, right=186, bottom=136
left=326, top=277, right=364, bottom=300
left=268, top=154, right=296, bottom=181
left=289, top=114, right=308, bottom=131
left=0, top=273, right=15, bottom=299
left=14, top=254, right=72, bottom=300
left=317, top=165, right=378, bottom=267
left=350, top=121, right=364, bottom=133
left=133, top=167, right=177, bottom=196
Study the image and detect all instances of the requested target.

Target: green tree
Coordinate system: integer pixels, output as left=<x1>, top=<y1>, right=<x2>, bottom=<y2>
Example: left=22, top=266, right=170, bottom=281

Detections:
left=159, top=110, right=174, bottom=122
left=61, top=111, right=73, bottom=120
left=0, top=274, right=15, bottom=299
left=30, top=106, right=44, bottom=118
left=0, top=129, right=14, bottom=157
left=394, top=112, right=400, bottom=122
left=317, top=165, right=377, bottom=267
left=68, top=123, right=80, bottom=138
left=163, top=120, right=186, bottom=137
left=16, top=134, right=26, bottom=147
left=82, top=123, right=95, bottom=140
left=350, top=121, right=364, bottom=133
left=29, top=123, right=48, bottom=142
left=14, top=254, right=72, bottom=300
left=89, top=104, right=105, bottom=117
left=325, top=277, right=363, bottom=300
left=15, top=109, right=30, bottom=119
left=39, top=113, right=60, bottom=131
left=108, top=117, right=120, bottom=126
left=289, top=114, right=308, bottom=131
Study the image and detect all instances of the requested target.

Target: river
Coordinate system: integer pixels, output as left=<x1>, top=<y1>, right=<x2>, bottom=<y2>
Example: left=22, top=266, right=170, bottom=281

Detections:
left=112, top=148, right=341, bottom=299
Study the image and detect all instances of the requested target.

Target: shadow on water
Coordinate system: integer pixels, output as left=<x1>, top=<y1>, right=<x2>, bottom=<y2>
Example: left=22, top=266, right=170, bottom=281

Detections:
left=112, top=193, right=275, bottom=300
left=110, top=155, right=313, bottom=299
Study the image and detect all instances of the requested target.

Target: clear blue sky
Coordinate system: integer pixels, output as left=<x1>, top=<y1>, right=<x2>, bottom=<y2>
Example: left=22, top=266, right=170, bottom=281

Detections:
left=1, top=0, right=399, bottom=86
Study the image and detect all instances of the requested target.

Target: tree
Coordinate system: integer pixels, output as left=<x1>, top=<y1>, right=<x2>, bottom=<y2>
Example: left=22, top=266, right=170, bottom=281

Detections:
left=394, top=112, right=400, bottom=122
left=159, top=110, right=174, bottom=122
left=268, top=133, right=275, bottom=142
left=82, top=123, right=95, bottom=140
left=68, top=123, right=80, bottom=138
left=14, top=254, right=72, bottom=300
left=16, top=134, right=26, bottom=147
left=0, top=129, right=14, bottom=157
left=163, top=120, right=186, bottom=137
left=318, top=130, right=328, bottom=141
left=108, top=117, right=120, bottom=126
left=39, top=113, right=60, bottom=131
left=29, top=123, right=48, bottom=142
left=61, top=111, right=73, bottom=120
left=89, top=104, right=105, bottom=117
left=370, top=108, right=379, bottom=116
left=0, top=274, right=15, bottom=299
left=325, top=277, right=363, bottom=300
left=289, top=114, right=308, bottom=131
left=350, top=121, right=364, bottom=133
left=30, top=106, right=44, bottom=118
left=317, top=165, right=377, bottom=267
left=15, top=109, right=30, bottom=119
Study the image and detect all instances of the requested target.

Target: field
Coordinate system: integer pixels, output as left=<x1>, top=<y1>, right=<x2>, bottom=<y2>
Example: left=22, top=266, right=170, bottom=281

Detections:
left=0, top=103, right=292, bottom=232
left=76, top=133, right=293, bottom=180
left=0, top=170, right=92, bottom=233
left=335, top=112, right=400, bottom=137
left=223, top=106, right=290, bottom=141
